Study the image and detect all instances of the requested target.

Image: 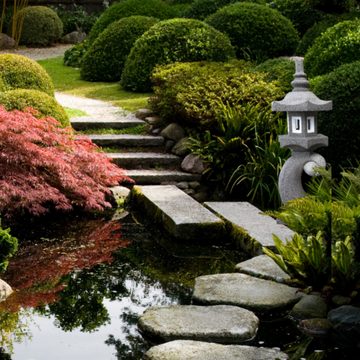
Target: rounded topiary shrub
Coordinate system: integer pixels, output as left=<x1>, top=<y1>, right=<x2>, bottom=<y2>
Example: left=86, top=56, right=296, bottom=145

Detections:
left=81, top=16, right=159, bottom=82
left=0, top=89, right=70, bottom=127
left=0, top=54, right=54, bottom=96
left=255, top=58, right=296, bottom=93
left=89, top=0, right=178, bottom=43
left=310, top=61, right=360, bottom=174
left=182, top=0, right=265, bottom=21
left=7, top=6, right=63, bottom=47
left=296, top=12, right=360, bottom=56
left=205, top=2, right=299, bottom=61
left=120, top=18, right=235, bottom=92
left=304, top=20, right=360, bottom=78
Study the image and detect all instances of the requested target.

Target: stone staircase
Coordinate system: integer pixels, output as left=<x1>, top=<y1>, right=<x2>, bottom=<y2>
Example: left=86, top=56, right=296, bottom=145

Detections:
left=71, top=115, right=201, bottom=185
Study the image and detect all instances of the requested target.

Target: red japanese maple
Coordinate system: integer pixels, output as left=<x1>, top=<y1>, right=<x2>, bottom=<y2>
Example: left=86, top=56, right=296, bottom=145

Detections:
left=0, top=106, right=132, bottom=217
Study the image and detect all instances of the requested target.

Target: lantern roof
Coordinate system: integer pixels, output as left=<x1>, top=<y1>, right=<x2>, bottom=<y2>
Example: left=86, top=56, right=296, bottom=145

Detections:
left=272, top=60, right=332, bottom=112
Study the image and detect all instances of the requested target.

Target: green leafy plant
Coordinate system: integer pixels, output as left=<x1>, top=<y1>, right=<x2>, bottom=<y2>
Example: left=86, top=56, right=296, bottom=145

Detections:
left=0, top=215, right=18, bottom=273
left=64, top=41, right=90, bottom=68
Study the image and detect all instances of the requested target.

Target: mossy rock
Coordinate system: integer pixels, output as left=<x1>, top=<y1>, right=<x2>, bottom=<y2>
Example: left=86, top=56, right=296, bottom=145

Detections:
left=0, top=89, right=70, bottom=127
left=0, top=54, right=54, bottom=96
left=7, top=6, right=63, bottom=47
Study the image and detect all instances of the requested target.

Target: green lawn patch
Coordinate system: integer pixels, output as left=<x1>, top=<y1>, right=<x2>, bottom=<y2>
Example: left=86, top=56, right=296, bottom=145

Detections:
left=78, top=124, right=148, bottom=135
left=64, top=107, right=89, bottom=118
left=37, top=57, right=151, bottom=112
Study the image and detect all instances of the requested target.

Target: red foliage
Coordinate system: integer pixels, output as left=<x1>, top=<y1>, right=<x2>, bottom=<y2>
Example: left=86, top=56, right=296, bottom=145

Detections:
left=0, top=106, right=132, bottom=217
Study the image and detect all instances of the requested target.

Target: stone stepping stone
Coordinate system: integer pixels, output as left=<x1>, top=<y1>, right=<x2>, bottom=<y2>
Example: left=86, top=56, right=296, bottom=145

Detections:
left=139, top=305, right=259, bottom=344
left=205, top=202, right=295, bottom=256
left=143, top=340, right=289, bottom=360
left=126, top=170, right=201, bottom=185
left=192, top=273, right=303, bottom=314
left=108, top=152, right=181, bottom=169
left=131, top=185, right=225, bottom=240
left=86, top=134, right=164, bottom=147
left=71, top=116, right=145, bottom=130
left=235, top=255, right=291, bottom=285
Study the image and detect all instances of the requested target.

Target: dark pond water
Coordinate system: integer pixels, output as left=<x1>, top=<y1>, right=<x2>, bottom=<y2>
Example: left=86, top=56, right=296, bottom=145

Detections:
left=0, top=208, right=358, bottom=360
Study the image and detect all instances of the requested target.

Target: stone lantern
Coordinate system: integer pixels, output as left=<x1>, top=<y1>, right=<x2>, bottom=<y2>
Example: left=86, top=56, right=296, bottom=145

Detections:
left=272, top=60, right=332, bottom=205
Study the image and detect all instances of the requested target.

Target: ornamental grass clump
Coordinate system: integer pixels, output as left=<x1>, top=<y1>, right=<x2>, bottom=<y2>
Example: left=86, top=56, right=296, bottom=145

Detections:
left=0, top=106, right=131, bottom=217
left=120, top=18, right=235, bottom=92
left=81, top=16, right=159, bottom=82
left=0, top=54, right=54, bottom=96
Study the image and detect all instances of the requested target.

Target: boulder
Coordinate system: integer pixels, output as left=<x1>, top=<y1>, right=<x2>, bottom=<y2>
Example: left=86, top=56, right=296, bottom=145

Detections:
left=138, top=305, right=259, bottom=344
left=143, top=341, right=289, bottom=360
left=193, top=192, right=208, bottom=203
left=289, top=295, right=327, bottom=321
left=135, top=108, right=153, bottom=120
left=164, top=139, right=176, bottom=152
left=181, top=154, right=206, bottom=174
left=189, top=181, right=201, bottom=190
left=298, top=318, right=332, bottom=338
left=176, top=182, right=189, bottom=190
left=0, top=279, right=13, bottom=302
left=61, top=31, right=86, bottom=44
left=172, top=137, right=191, bottom=156
left=161, top=123, right=185, bottom=142
left=0, top=33, right=15, bottom=49
left=106, top=186, right=131, bottom=208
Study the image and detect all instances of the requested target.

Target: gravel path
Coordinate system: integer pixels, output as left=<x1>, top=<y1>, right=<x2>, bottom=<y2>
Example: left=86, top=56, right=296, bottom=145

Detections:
left=0, top=44, right=73, bottom=60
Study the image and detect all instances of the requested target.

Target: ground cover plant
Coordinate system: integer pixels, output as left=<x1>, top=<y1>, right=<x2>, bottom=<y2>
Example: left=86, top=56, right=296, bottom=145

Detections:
left=89, top=0, right=178, bottom=43
left=0, top=217, right=17, bottom=272
left=120, top=18, right=235, bottom=92
left=81, top=16, right=159, bottom=82
left=63, top=41, right=89, bottom=68
left=205, top=2, right=299, bottom=61
left=0, top=106, right=131, bottom=218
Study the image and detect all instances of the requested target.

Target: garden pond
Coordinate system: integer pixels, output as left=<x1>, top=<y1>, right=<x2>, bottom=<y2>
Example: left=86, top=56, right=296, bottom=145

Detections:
left=0, top=208, right=357, bottom=360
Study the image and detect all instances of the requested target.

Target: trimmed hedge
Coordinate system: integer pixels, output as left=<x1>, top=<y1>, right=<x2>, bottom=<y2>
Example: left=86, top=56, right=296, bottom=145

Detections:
left=149, top=60, right=284, bottom=128
left=0, top=89, right=70, bottom=127
left=7, top=6, right=63, bottom=47
left=0, top=54, right=54, bottom=96
left=310, top=61, right=360, bottom=174
left=205, top=2, right=299, bottom=61
left=89, top=0, right=178, bottom=43
left=81, top=16, right=159, bottom=82
left=120, top=18, right=235, bottom=92
left=304, top=20, right=360, bottom=78
left=182, top=0, right=265, bottom=21
left=255, top=58, right=296, bottom=93
left=296, top=12, right=360, bottom=56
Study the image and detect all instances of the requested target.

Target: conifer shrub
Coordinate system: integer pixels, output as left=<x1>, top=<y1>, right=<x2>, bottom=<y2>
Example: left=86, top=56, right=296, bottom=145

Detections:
left=149, top=60, right=284, bottom=127
left=121, top=18, right=235, bottom=92
left=89, top=0, right=178, bottom=43
left=205, top=2, right=299, bottom=61
left=255, top=58, right=296, bottom=93
left=182, top=0, right=265, bottom=21
left=81, top=16, right=159, bottom=82
left=0, top=54, right=54, bottom=96
left=310, top=61, right=360, bottom=174
left=296, top=12, right=360, bottom=56
left=7, top=6, right=63, bottom=47
left=304, top=20, right=360, bottom=78
left=0, top=89, right=70, bottom=127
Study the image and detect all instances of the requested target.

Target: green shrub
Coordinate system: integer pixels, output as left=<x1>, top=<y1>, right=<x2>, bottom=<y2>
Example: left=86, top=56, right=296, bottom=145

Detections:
left=149, top=60, right=284, bottom=127
left=304, top=20, right=360, bottom=78
left=269, top=0, right=324, bottom=36
left=89, top=0, right=178, bottom=43
left=0, top=89, right=70, bottom=127
left=64, top=41, right=90, bottom=68
left=305, top=0, right=358, bottom=14
left=81, top=16, right=159, bottom=82
left=205, top=2, right=299, bottom=61
left=0, top=216, right=18, bottom=273
left=309, top=61, right=360, bottom=174
left=255, top=58, right=296, bottom=93
left=182, top=0, right=265, bottom=21
left=121, top=18, right=235, bottom=92
left=0, top=54, right=54, bottom=96
left=297, top=12, right=360, bottom=56
left=7, top=6, right=63, bottom=47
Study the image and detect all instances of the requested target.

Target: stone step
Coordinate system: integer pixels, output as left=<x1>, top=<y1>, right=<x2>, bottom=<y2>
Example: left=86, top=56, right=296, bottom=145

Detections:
left=131, top=185, right=225, bottom=240
left=108, top=152, right=181, bottom=169
left=138, top=305, right=259, bottom=344
left=87, top=134, right=164, bottom=147
left=143, top=341, right=289, bottom=360
left=71, top=116, right=145, bottom=130
left=126, top=170, right=201, bottom=185
left=192, top=273, right=303, bottom=315
left=205, top=202, right=295, bottom=256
